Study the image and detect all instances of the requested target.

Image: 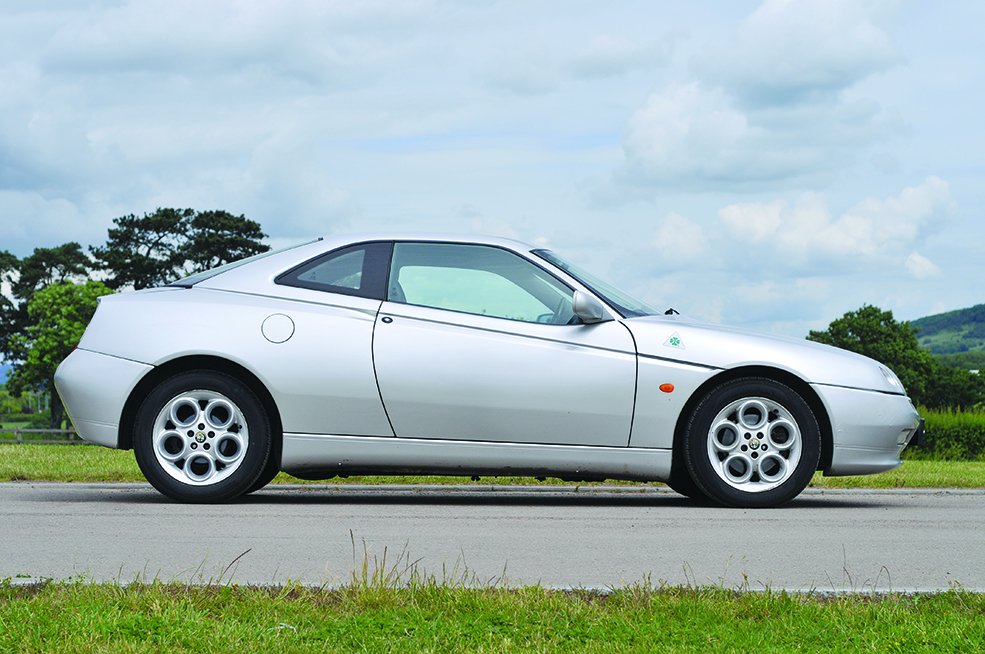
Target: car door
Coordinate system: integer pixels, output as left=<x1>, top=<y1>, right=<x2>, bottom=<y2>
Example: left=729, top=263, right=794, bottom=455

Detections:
left=372, top=242, right=637, bottom=447
left=267, top=241, right=396, bottom=437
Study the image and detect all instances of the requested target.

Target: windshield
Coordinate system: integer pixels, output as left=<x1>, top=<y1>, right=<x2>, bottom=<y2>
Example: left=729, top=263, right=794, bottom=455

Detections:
left=532, top=249, right=659, bottom=318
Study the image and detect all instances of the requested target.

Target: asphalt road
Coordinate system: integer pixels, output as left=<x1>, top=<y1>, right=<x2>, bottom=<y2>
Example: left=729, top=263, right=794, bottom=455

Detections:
left=2, top=483, right=983, bottom=592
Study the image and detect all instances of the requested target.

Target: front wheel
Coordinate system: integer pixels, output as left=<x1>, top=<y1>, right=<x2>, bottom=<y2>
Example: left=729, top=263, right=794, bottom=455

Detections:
left=133, top=371, right=272, bottom=503
left=683, top=378, right=820, bottom=508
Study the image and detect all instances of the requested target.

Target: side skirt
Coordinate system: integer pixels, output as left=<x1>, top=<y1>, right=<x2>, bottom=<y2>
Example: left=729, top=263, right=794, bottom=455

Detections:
left=281, top=433, right=672, bottom=482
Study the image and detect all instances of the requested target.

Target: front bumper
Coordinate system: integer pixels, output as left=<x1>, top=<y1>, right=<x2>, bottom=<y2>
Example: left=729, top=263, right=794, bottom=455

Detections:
left=54, top=349, right=153, bottom=449
left=812, top=383, right=922, bottom=477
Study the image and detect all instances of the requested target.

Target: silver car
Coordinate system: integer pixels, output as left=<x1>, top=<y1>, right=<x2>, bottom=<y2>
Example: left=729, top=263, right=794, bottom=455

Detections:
left=54, top=233, right=922, bottom=507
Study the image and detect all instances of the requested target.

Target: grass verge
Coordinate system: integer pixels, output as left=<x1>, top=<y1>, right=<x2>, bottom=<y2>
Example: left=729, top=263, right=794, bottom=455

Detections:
left=2, top=443, right=985, bottom=488
left=1, top=577, right=983, bottom=653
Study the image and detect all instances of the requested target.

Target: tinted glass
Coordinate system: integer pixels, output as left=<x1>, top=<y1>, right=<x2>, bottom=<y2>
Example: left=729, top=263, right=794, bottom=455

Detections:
left=276, top=242, right=392, bottom=300
left=389, top=242, right=577, bottom=324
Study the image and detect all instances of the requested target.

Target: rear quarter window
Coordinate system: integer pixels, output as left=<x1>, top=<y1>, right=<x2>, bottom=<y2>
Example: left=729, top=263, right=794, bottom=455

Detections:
left=275, top=241, right=392, bottom=300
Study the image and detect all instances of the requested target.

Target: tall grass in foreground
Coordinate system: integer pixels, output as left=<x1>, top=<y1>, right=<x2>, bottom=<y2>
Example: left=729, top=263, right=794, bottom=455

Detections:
left=2, top=575, right=984, bottom=653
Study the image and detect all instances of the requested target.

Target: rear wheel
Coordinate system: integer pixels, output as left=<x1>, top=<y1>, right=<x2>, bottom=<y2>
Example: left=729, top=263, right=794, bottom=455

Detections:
left=683, top=378, right=820, bottom=508
left=134, top=371, right=271, bottom=503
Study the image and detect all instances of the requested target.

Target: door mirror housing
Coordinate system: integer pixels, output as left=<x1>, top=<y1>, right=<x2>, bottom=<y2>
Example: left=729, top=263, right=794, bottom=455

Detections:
left=572, top=291, right=610, bottom=324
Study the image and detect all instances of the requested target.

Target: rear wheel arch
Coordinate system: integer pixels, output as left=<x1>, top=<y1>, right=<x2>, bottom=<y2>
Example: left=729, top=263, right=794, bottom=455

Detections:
left=671, top=366, right=833, bottom=476
left=119, top=356, right=283, bottom=469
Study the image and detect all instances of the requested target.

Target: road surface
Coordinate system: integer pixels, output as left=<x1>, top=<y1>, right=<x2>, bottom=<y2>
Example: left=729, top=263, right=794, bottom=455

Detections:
left=2, top=483, right=982, bottom=591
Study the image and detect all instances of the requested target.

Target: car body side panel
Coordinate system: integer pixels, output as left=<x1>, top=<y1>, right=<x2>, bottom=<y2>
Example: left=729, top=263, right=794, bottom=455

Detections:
left=623, top=315, right=898, bottom=394
left=628, top=355, right=719, bottom=449
left=813, top=383, right=921, bottom=476
left=373, top=302, right=637, bottom=446
left=53, top=348, right=153, bottom=448
left=281, top=433, right=673, bottom=482
left=72, top=287, right=394, bottom=437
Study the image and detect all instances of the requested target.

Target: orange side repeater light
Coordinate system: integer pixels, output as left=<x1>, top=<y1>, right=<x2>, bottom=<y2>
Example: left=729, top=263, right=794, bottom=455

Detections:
left=659, top=384, right=675, bottom=393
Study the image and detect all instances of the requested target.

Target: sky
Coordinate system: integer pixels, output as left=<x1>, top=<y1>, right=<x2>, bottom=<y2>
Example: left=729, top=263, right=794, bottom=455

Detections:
left=1, top=0, right=982, bottom=337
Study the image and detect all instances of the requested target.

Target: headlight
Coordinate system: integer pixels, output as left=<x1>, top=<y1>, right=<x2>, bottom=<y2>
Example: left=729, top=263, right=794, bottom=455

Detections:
left=879, top=365, right=904, bottom=393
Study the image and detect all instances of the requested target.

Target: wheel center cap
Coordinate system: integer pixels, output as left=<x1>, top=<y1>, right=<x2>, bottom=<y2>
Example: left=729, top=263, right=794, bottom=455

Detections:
left=195, top=432, right=207, bottom=443
left=749, top=438, right=760, bottom=448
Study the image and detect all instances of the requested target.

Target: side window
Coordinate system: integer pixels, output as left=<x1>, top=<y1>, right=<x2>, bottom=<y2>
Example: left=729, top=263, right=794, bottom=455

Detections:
left=388, top=242, right=577, bottom=324
left=276, top=242, right=392, bottom=300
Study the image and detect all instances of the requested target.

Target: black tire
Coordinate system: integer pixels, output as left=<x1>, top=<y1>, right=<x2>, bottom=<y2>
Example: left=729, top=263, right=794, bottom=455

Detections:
left=133, top=371, right=272, bottom=503
left=665, top=467, right=708, bottom=500
left=244, top=449, right=281, bottom=494
left=683, top=377, right=820, bottom=508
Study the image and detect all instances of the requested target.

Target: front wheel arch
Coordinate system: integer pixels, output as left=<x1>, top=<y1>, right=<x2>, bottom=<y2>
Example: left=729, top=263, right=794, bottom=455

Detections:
left=119, top=356, right=282, bottom=476
left=670, top=366, right=833, bottom=480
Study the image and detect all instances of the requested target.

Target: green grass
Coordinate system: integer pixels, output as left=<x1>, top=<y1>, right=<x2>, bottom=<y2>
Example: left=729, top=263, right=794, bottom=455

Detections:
left=3, top=443, right=985, bottom=488
left=809, top=461, right=985, bottom=489
left=3, top=447, right=984, bottom=652
left=1, top=578, right=983, bottom=653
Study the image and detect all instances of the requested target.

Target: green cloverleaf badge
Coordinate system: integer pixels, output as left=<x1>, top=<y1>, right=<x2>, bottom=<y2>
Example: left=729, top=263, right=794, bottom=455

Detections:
left=664, top=332, right=685, bottom=349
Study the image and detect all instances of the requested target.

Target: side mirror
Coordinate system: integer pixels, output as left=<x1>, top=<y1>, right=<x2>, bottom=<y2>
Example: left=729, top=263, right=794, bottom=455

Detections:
left=572, top=290, right=609, bottom=324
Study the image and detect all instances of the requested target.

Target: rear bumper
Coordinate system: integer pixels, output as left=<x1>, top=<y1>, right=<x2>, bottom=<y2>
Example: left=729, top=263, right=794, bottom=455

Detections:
left=54, top=349, right=153, bottom=449
left=812, top=384, right=922, bottom=477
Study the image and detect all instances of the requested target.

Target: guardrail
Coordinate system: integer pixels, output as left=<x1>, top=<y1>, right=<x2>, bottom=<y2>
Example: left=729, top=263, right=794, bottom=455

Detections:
left=0, top=428, right=81, bottom=444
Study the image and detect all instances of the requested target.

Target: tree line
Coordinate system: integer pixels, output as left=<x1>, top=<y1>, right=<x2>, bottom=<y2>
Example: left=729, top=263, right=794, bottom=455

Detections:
left=807, top=305, right=984, bottom=409
left=0, top=208, right=269, bottom=428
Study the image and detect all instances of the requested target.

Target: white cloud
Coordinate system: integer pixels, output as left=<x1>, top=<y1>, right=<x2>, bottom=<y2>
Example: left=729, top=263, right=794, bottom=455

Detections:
left=567, top=34, right=670, bottom=79
left=695, top=0, right=902, bottom=107
left=469, top=217, right=519, bottom=240
left=609, top=75, right=901, bottom=192
left=905, top=251, right=941, bottom=279
left=718, top=199, right=784, bottom=243
left=0, top=190, right=103, bottom=249
left=480, top=31, right=671, bottom=95
left=716, top=176, right=953, bottom=272
left=479, top=55, right=559, bottom=96
left=733, top=280, right=782, bottom=308
left=616, top=83, right=766, bottom=188
left=602, top=0, right=907, bottom=194
left=652, top=211, right=708, bottom=266
left=38, top=0, right=430, bottom=85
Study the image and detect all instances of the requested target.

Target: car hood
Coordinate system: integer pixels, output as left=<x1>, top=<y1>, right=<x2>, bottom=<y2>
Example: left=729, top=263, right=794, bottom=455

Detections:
left=621, top=314, right=903, bottom=395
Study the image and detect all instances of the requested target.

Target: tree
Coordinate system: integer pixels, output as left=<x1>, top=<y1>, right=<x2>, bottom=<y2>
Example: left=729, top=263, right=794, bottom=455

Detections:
left=5, top=282, right=114, bottom=428
left=0, top=243, right=91, bottom=362
left=182, top=210, right=270, bottom=271
left=808, top=304, right=984, bottom=409
left=90, top=208, right=270, bottom=290
left=11, top=243, right=90, bottom=299
left=0, top=251, right=16, bottom=366
left=0, top=250, right=17, bottom=284
left=89, top=208, right=193, bottom=290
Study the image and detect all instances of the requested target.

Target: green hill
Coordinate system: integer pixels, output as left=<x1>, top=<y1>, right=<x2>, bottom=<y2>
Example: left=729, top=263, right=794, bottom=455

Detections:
left=911, top=303, right=985, bottom=370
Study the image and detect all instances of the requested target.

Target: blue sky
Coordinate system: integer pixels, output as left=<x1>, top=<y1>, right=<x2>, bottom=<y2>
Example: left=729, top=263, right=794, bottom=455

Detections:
left=1, top=0, right=982, bottom=336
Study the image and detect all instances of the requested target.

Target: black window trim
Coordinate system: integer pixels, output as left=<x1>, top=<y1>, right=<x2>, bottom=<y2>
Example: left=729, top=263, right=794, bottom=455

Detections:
left=275, top=240, right=393, bottom=300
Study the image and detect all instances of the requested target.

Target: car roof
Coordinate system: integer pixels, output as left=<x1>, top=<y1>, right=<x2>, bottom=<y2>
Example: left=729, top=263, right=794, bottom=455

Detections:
left=318, top=231, right=537, bottom=251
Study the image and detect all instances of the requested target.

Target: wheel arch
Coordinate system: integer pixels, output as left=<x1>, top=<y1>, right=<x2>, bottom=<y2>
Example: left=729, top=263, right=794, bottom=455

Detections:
left=672, top=365, right=833, bottom=473
left=118, top=355, right=283, bottom=468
